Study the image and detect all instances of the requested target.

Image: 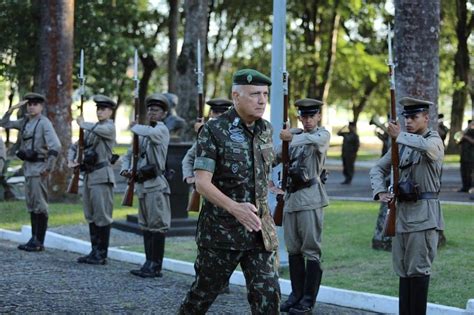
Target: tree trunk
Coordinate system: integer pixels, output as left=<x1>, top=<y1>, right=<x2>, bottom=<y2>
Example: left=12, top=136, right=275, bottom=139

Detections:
left=446, top=0, right=472, bottom=153
left=176, top=0, right=209, bottom=141
left=168, top=0, right=180, bottom=93
left=38, top=0, right=74, bottom=201
left=394, top=0, right=440, bottom=129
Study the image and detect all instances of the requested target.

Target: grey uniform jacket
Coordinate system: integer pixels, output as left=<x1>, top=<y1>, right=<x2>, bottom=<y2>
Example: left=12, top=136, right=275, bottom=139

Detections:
left=68, top=119, right=116, bottom=185
left=369, top=129, right=445, bottom=233
left=0, top=112, right=61, bottom=177
left=276, top=127, right=331, bottom=212
left=121, top=122, right=171, bottom=196
left=182, top=142, right=196, bottom=180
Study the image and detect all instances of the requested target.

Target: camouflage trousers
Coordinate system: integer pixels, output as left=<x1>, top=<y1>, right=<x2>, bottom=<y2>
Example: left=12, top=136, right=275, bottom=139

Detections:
left=372, top=202, right=392, bottom=250
left=178, top=246, right=280, bottom=315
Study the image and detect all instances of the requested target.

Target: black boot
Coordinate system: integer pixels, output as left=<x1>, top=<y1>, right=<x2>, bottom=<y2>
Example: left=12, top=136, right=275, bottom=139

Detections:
left=84, top=224, right=110, bottom=265
left=399, top=277, right=410, bottom=315
left=410, top=276, right=430, bottom=315
left=131, top=231, right=153, bottom=277
left=78, top=223, right=98, bottom=263
left=151, top=232, right=165, bottom=277
left=289, top=259, right=323, bottom=314
left=281, top=254, right=305, bottom=312
left=22, top=213, right=46, bottom=252
left=18, top=212, right=37, bottom=251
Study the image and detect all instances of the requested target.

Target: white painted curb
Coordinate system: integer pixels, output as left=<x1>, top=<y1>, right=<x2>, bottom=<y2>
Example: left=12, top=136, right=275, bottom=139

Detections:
left=1, top=226, right=471, bottom=314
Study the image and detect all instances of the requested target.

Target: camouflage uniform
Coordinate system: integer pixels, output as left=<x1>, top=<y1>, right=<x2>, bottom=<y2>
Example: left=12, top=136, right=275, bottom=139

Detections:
left=178, top=107, right=280, bottom=315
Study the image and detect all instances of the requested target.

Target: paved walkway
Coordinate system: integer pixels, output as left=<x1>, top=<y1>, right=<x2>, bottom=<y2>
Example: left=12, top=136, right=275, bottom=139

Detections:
left=0, top=239, right=380, bottom=314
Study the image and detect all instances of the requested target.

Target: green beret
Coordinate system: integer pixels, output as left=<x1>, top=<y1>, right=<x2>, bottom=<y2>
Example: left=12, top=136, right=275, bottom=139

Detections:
left=232, top=69, right=272, bottom=86
left=145, top=93, right=169, bottom=111
left=206, top=98, right=233, bottom=113
left=93, top=94, right=116, bottom=109
left=295, top=98, right=323, bottom=116
left=399, top=96, right=432, bottom=116
left=23, top=92, right=46, bottom=103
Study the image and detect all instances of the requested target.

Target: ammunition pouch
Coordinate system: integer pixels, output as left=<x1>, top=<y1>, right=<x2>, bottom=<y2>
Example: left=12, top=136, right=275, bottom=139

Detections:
left=397, top=180, right=420, bottom=202
left=83, top=149, right=98, bottom=166
left=320, top=169, right=329, bottom=184
left=136, top=164, right=162, bottom=183
left=288, top=166, right=311, bottom=187
left=110, top=154, right=119, bottom=165
left=287, top=178, right=317, bottom=193
left=16, top=149, right=41, bottom=162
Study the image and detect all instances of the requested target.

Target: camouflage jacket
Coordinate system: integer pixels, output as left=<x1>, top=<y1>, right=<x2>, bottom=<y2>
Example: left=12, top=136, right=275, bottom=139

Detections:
left=194, top=108, right=278, bottom=251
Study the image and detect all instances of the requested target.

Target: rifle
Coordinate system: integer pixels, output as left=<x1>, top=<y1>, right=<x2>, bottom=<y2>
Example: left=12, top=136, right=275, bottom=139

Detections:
left=5, top=88, right=14, bottom=147
left=186, top=40, right=204, bottom=212
left=67, top=49, right=85, bottom=194
left=383, top=25, right=399, bottom=237
left=122, top=49, right=140, bottom=207
left=273, top=68, right=289, bottom=227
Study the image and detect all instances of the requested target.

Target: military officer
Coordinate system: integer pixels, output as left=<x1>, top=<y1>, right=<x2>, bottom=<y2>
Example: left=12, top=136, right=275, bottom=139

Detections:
left=275, top=99, right=330, bottom=314
left=121, top=93, right=171, bottom=278
left=337, top=122, right=359, bottom=184
left=68, top=95, right=117, bottom=265
left=370, top=96, right=445, bottom=315
left=178, top=69, right=280, bottom=314
left=0, top=93, right=61, bottom=251
left=182, top=98, right=233, bottom=185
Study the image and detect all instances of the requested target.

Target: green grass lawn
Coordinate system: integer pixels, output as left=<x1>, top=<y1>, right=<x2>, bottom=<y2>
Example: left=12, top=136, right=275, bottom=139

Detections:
left=1, top=198, right=471, bottom=308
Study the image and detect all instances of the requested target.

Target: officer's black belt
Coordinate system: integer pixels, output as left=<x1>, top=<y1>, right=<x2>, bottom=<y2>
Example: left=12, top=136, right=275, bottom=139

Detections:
left=287, top=178, right=318, bottom=193
left=84, top=161, right=109, bottom=173
left=418, top=192, right=439, bottom=199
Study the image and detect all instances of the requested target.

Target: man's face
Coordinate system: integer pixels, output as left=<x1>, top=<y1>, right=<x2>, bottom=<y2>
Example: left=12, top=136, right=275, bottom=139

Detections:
left=404, top=112, right=429, bottom=134
left=233, top=85, right=268, bottom=122
left=97, top=107, right=113, bottom=121
left=147, top=105, right=167, bottom=123
left=298, top=112, right=321, bottom=132
left=27, top=101, right=43, bottom=116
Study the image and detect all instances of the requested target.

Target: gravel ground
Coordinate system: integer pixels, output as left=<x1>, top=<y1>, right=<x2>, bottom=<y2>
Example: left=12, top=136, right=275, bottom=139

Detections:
left=0, top=236, right=381, bottom=314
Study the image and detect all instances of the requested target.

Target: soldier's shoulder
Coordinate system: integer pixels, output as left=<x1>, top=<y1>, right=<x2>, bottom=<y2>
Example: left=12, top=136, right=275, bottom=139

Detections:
left=39, top=116, right=55, bottom=128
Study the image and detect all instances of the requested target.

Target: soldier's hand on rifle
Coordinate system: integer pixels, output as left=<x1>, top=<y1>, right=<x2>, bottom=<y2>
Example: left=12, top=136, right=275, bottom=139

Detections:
left=280, top=128, right=293, bottom=142
left=228, top=202, right=261, bottom=232
left=387, top=121, right=400, bottom=138
left=377, top=192, right=394, bottom=203
left=67, top=160, right=79, bottom=168
left=76, top=116, right=84, bottom=126
left=120, top=169, right=133, bottom=178
left=185, top=176, right=195, bottom=184
left=194, top=120, right=204, bottom=133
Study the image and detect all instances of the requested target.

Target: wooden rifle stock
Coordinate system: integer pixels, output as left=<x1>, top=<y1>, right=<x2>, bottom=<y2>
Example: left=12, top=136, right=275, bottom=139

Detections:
left=383, top=28, right=399, bottom=237
left=67, top=93, right=84, bottom=194
left=122, top=96, right=140, bottom=207
left=273, top=74, right=289, bottom=227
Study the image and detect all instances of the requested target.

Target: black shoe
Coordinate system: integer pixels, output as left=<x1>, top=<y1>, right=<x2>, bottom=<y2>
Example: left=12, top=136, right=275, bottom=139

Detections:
left=83, top=250, right=107, bottom=265
left=130, top=261, right=161, bottom=278
left=78, top=223, right=98, bottom=263
left=22, top=237, right=45, bottom=252
left=130, top=260, right=151, bottom=277
left=289, top=260, right=323, bottom=314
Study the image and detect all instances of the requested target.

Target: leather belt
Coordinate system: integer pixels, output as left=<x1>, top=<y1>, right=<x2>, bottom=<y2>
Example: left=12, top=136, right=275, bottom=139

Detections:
left=287, top=178, right=317, bottom=193
left=419, top=192, right=439, bottom=199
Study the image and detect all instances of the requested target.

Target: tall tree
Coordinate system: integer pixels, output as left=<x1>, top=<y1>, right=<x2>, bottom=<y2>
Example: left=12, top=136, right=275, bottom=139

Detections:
left=446, top=0, right=473, bottom=153
left=394, top=0, right=440, bottom=128
left=38, top=0, right=75, bottom=201
left=168, top=0, right=180, bottom=93
left=175, top=0, right=209, bottom=140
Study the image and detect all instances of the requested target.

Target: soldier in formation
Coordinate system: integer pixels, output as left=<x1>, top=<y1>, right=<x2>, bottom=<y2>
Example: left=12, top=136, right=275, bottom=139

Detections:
left=337, top=121, right=359, bottom=185
left=68, top=95, right=117, bottom=265
left=276, top=99, right=330, bottom=314
left=0, top=93, right=61, bottom=252
left=458, top=119, right=474, bottom=193
left=120, top=93, right=171, bottom=278
left=370, top=97, right=445, bottom=315
left=178, top=69, right=280, bottom=314
left=181, top=98, right=233, bottom=185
